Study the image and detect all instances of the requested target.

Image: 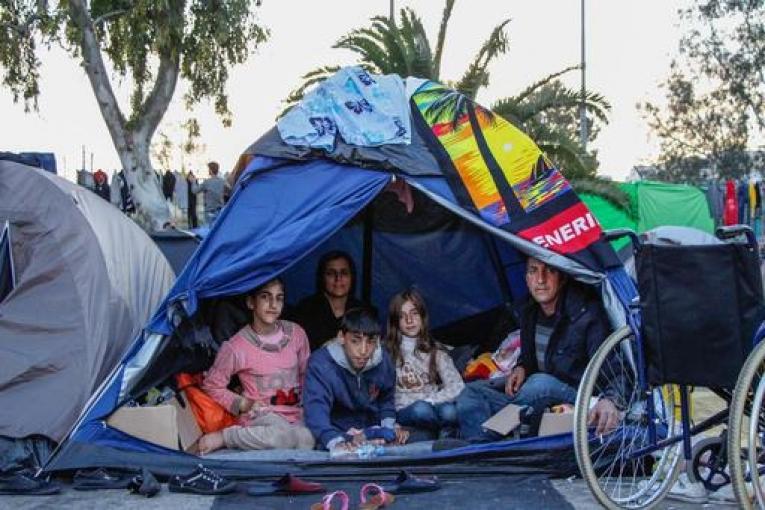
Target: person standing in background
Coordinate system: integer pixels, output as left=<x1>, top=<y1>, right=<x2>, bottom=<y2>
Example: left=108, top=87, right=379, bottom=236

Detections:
left=189, top=161, right=225, bottom=226
left=92, top=169, right=110, bottom=202
left=186, top=172, right=198, bottom=228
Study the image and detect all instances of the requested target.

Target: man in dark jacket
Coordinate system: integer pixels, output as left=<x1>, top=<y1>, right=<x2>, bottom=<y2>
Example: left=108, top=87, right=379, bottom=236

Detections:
left=456, top=257, right=619, bottom=440
left=303, top=307, right=408, bottom=452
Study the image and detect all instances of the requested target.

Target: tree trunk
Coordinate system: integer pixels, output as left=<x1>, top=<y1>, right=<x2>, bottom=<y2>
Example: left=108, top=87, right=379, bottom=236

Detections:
left=69, top=0, right=173, bottom=231
left=116, top=134, right=172, bottom=230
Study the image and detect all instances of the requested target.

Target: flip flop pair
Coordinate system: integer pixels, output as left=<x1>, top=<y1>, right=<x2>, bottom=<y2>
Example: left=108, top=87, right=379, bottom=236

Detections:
left=310, top=484, right=395, bottom=510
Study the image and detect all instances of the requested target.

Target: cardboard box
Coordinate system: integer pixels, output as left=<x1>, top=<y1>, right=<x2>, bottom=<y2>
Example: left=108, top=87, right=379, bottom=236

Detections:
left=538, top=409, right=573, bottom=436
left=482, top=403, right=574, bottom=437
left=482, top=403, right=523, bottom=435
left=107, top=396, right=202, bottom=451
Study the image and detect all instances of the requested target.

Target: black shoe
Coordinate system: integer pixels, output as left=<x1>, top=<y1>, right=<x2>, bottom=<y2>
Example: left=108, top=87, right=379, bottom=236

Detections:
left=0, top=469, right=60, bottom=495
left=73, top=467, right=133, bottom=490
left=128, top=468, right=161, bottom=498
left=168, top=465, right=237, bottom=495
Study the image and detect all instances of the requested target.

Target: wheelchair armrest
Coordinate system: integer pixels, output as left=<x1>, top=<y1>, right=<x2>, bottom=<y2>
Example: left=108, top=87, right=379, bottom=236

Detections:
left=715, top=225, right=757, bottom=249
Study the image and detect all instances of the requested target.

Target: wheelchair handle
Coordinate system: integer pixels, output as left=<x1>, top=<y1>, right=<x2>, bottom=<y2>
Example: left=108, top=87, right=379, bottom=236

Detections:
left=602, top=228, right=641, bottom=253
left=715, top=225, right=758, bottom=250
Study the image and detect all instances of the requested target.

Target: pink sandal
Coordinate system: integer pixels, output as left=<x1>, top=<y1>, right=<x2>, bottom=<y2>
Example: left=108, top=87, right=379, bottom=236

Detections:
left=311, top=490, right=350, bottom=510
left=359, top=483, right=396, bottom=509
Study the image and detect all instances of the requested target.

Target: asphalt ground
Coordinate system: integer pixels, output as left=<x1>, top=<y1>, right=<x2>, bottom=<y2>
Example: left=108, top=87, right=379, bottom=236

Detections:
left=0, top=477, right=720, bottom=509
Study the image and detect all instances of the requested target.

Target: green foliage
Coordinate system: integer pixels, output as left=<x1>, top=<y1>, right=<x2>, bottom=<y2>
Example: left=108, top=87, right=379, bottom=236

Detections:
left=492, top=72, right=610, bottom=179
left=641, top=1, right=765, bottom=182
left=283, top=3, right=509, bottom=111
left=1, top=0, right=268, bottom=126
left=569, top=177, right=633, bottom=217
left=0, top=1, right=61, bottom=110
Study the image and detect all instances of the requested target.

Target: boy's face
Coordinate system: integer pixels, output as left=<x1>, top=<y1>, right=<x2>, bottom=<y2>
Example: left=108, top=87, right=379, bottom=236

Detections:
left=340, top=330, right=379, bottom=371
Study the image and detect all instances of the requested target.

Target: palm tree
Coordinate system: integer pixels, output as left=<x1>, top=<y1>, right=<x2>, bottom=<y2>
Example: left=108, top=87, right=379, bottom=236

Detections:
left=284, top=0, right=507, bottom=105
left=285, top=1, right=611, bottom=179
left=491, top=68, right=611, bottom=179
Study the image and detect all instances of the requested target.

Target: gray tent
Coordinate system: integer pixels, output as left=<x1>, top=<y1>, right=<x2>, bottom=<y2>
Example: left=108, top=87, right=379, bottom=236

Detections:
left=0, top=160, right=174, bottom=467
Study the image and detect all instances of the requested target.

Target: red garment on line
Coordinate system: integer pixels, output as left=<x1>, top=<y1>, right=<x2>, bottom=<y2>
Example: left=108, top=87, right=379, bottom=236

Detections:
left=723, top=179, right=739, bottom=226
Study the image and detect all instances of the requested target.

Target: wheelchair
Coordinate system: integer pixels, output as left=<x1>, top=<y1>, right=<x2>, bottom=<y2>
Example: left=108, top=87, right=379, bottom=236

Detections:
left=573, top=225, right=765, bottom=509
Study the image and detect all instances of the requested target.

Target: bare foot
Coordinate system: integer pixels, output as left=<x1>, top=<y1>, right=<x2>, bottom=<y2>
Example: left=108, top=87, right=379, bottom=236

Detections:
left=198, top=431, right=224, bottom=455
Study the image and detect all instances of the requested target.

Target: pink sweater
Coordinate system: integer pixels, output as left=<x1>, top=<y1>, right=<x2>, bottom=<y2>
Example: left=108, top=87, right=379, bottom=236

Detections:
left=202, top=321, right=310, bottom=425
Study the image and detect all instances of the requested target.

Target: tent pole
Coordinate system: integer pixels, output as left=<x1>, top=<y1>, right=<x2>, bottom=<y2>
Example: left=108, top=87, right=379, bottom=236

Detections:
left=362, top=204, right=374, bottom=304
left=483, top=234, right=515, bottom=305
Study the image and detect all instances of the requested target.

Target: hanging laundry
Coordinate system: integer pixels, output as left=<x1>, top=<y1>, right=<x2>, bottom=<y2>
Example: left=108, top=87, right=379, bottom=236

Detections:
left=278, top=66, right=411, bottom=151
left=724, top=179, right=739, bottom=226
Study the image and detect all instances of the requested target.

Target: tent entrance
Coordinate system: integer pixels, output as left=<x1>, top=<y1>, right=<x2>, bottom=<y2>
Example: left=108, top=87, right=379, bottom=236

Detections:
left=122, top=179, right=529, bottom=403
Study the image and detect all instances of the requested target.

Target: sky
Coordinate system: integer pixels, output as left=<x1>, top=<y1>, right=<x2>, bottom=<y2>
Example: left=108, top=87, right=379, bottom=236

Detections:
left=1, top=1, right=689, bottom=183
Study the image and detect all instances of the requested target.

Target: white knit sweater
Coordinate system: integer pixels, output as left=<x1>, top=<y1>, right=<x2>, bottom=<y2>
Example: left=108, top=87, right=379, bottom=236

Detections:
left=394, top=336, right=465, bottom=410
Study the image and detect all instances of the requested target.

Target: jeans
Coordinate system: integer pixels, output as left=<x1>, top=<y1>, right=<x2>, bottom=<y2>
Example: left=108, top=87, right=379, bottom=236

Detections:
left=205, top=208, right=221, bottom=226
left=397, top=400, right=458, bottom=438
left=456, top=373, right=577, bottom=441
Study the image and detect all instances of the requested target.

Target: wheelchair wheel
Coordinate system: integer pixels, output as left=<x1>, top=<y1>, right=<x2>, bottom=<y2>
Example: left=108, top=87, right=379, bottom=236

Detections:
left=574, top=326, right=682, bottom=509
left=728, top=339, right=765, bottom=509
left=688, top=436, right=729, bottom=491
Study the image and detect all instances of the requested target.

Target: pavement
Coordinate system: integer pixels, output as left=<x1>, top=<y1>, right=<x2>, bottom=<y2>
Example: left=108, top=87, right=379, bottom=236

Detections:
left=0, top=476, right=728, bottom=509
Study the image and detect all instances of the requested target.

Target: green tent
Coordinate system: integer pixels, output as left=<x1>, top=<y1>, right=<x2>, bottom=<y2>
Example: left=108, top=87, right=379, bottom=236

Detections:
left=580, top=180, right=714, bottom=251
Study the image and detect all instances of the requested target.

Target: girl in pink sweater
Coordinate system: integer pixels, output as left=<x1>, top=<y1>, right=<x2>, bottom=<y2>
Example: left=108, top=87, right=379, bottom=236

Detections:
left=198, top=278, right=315, bottom=454
left=386, top=288, right=465, bottom=440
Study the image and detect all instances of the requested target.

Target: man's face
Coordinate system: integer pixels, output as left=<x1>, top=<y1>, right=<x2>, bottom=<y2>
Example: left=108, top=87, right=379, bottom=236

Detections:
left=323, top=258, right=352, bottom=299
left=525, top=258, right=564, bottom=308
left=340, top=331, right=379, bottom=371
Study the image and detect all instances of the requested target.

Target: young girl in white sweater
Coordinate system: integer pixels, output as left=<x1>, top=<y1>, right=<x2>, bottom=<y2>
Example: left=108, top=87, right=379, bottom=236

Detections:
left=386, top=288, right=465, bottom=439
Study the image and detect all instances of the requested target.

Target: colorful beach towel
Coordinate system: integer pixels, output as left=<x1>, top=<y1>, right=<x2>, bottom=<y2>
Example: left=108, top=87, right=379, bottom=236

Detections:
left=411, top=81, right=619, bottom=271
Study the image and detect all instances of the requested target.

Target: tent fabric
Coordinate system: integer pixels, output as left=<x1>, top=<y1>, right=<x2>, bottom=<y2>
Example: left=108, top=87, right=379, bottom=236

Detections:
left=150, top=230, right=200, bottom=276
left=0, top=222, right=14, bottom=302
left=45, top=70, right=635, bottom=475
left=581, top=181, right=714, bottom=253
left=46, top=156, right=630, bottom=476
left=579, top=194, right=637, bottom=253
left=0, top=161, right=174, bottom=442
left=146, top=159, right=391, bottom=333
left=628, top=181, right=714, bottom=234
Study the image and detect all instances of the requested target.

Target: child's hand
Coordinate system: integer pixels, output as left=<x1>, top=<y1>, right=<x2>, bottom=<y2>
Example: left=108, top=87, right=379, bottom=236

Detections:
left=392, top=425, right=409, bottom=445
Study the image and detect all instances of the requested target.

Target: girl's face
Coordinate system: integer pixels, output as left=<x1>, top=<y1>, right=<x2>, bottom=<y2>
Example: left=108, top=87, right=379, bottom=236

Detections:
left=398, top=299, right=423, bottom=338
left=248, top=281, right=284, bottom=329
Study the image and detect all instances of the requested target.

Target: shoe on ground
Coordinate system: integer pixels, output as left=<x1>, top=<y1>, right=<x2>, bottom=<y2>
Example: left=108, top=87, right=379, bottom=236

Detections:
left=73, top=467, right=133, bottom=490
left=0, top=469, right=60, bottom=495
left=127, top=468, right=161, bottom=498
left=168, top=464, right=237, bottom=495
left=667, top=473, right=708, bottom=504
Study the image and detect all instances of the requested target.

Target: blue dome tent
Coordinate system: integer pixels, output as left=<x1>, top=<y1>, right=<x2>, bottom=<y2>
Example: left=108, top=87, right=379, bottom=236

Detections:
left=45, top=71, right=637, bottom=478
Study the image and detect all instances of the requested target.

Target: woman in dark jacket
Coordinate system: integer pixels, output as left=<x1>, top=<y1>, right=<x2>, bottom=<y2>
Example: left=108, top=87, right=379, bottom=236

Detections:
left=293, top=251, right=364, bottom=350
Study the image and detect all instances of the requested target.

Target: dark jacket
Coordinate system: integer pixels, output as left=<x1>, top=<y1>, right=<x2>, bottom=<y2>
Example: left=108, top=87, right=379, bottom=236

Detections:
left=303, top=340, right=396, bottom=449
left=292, top=293, right=365, bottom=351
left=518, top=283, right=611, bottom=388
